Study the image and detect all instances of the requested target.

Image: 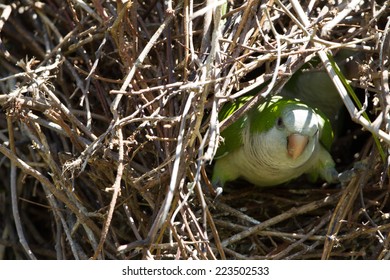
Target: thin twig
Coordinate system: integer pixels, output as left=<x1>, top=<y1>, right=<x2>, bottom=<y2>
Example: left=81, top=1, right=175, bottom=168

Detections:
left=6, top=115, right=37, bottom=260
left=92, top=126, right=125, bottom=259
left=147, top=91, right=195, bottom=244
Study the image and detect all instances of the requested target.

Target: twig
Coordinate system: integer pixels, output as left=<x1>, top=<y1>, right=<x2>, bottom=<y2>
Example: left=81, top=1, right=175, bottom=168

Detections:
left=40, top=84, right=97, bottom=141
left=6, top=115, right=37, bottom=260
left=321, top=0, right=363, bottom=37
left=272, top=212, right=331, bottom=260
left=147, top=91, right=195, bottom=244
left=322, top=152, right=376, bottom=259
left=123, top=203, right=143, bottom=241
left=92, top=126, right=125, bottom=259
left=72, top=0, right=103, bottom=24
left=110, top=1, right=183, bottom=118
left=205, top=203, right=226, bottom=259
left=0, top=144, right=101, bottom=236
left=42, top=186, right=85, bottom=259
left=212, top=199, right=261, bottom=225
left=221, top=193, right=340, bottom=247
left=0, top=4, right=12, bottom=62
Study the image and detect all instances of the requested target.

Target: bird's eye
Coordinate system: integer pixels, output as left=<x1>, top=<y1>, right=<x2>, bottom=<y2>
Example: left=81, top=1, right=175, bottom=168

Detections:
left=276, top=117, right=284, bottom=128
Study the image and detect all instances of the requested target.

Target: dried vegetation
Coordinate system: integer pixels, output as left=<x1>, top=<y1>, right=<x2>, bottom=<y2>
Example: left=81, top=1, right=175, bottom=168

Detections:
left=0, top=0, right=389, bottom=259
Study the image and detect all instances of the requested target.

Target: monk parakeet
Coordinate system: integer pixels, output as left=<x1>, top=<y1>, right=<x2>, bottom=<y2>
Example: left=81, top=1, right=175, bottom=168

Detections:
left=212, top=95, right=338, bottom=188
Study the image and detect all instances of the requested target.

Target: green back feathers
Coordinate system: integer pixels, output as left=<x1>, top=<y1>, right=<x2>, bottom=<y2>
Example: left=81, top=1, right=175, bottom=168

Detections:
left=216, top=95, right=334, bottom=157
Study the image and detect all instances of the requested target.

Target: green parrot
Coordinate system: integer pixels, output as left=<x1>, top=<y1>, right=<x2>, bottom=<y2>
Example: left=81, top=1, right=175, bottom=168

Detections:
left=211, top=95, right=338, bottom=188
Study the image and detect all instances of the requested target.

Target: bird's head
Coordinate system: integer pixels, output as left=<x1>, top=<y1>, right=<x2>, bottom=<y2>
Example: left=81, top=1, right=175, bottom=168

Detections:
left=248, top=97, right=325, bottom=166
left=277, top=104, right=319, bottom=159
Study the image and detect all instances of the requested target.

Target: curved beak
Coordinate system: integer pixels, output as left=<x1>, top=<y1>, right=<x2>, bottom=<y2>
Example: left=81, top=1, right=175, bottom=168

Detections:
left=287, top=133, right=309, bottom=159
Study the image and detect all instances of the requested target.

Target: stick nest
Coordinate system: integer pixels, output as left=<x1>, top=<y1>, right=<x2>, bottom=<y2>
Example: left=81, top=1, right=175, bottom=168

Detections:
left=0, top=0, right=389, bottom=259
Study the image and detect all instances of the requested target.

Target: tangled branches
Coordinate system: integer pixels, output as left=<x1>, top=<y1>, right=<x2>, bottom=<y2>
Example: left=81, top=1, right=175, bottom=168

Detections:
left=0, top=0, right=389, bottom=259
